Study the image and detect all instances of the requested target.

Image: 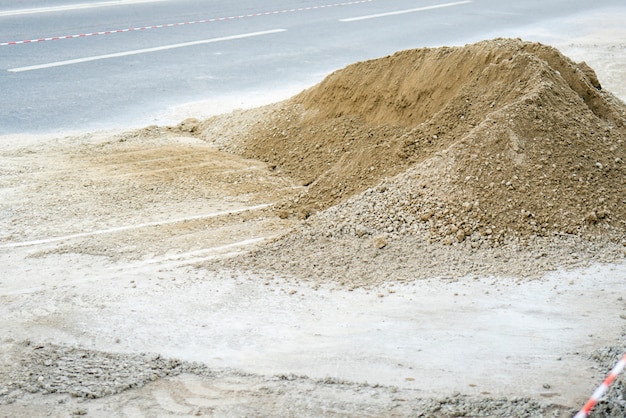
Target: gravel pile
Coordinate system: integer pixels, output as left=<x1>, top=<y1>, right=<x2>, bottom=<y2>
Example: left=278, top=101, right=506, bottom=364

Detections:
left=218, top=178, right=624, bottom=288
left=0, top=343, right=210, bottom=402
left=200, top=38, right=626, bottom=287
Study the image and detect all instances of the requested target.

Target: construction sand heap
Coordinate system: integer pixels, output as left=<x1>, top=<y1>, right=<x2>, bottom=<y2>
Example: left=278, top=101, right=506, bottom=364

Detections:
left=196, top=38, right=626, bottom=285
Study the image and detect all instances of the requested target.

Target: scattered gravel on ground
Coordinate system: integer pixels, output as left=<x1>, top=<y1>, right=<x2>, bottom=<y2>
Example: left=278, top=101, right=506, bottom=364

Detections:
left=0, top=342, right=575, bottom=417
left=0, top=342, right=206, bottom=401
left=3, top=340, right=622, bottom=416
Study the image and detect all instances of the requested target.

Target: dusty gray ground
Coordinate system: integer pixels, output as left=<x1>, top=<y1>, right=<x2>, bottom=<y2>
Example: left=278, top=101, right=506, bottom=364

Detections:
left=1, top=10, right=626, bottom=418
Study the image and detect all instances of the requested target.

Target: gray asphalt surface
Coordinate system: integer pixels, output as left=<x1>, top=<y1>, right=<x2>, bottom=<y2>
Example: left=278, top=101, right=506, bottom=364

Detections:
left=0, top=0, right=623, bottom=135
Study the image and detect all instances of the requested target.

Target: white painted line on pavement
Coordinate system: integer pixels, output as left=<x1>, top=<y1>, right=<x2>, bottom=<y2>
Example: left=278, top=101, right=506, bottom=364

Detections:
left=0, top=203, right=272, bottom=248
left=7, top=29, right=287, bottom=72
left=339, top=1, right=472, bottom=22
left=0, top=0, right=168, bottom=17
left=2, top=1, right=372, bottom=47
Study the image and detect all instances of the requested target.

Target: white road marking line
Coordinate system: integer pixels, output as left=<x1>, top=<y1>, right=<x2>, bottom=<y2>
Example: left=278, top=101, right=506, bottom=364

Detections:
left=7, top=29, right=287, bottom=72
left=1, top=1, right=372, bottom=47
left=0, top=203, right=272, bottom=248
left=0, top=0, right=168, bottom=17
left=339, top=0, right=472, bottom=22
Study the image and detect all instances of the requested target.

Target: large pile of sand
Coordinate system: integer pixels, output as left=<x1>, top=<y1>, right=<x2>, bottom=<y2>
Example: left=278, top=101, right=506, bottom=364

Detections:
left=195, top=38, right=626, bottom=285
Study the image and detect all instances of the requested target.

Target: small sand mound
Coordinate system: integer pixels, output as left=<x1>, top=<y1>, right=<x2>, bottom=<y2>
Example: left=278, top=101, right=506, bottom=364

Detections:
left=198, top=38, right=626, bottom=285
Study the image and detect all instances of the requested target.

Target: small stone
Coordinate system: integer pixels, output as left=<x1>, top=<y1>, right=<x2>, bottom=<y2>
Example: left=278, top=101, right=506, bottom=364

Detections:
left=585, top=212, right=598, bottom=224
left=373, top=237, right=387, bottom=249
left=420, top=210, right=434, bottom=221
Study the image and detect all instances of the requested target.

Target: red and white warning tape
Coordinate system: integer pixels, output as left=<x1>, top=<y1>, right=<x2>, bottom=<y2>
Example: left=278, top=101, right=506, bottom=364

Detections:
left=1, top=0, right=374, bottom=46
left=574, top=352, right=626, bottom=418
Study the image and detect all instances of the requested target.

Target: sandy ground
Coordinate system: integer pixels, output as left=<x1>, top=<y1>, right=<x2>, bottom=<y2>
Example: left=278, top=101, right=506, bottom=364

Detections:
left=1, top=9, right=626, bottom=418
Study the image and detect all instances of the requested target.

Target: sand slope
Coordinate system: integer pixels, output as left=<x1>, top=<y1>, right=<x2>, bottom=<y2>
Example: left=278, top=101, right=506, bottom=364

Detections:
left=207, top=39, right=625, bottom=242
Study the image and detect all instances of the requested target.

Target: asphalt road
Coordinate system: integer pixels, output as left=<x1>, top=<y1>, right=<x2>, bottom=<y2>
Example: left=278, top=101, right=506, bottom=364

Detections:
left=0, top=0, right=623, bottom=135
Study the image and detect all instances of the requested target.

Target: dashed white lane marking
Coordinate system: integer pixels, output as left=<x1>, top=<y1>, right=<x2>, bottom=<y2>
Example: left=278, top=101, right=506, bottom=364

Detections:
left=0, top=0, right=168, bottom=17
left=7, top=29, right=286, bottom=72
left=1, top=0, right=374, bottom=46
left=339, top=0, right=472, bottom=22
left=0, top=203, right=272, bottom=248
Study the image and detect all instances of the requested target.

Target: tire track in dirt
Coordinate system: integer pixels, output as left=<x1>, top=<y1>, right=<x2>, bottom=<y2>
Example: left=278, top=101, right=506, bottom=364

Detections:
left=0, top=204, right=271, bottom=249
left=0, top=132, right=299, bottom=262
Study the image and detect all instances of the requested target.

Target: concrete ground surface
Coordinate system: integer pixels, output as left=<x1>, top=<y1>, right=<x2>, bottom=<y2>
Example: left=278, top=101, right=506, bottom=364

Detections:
left=1, top=8, right=625, bottom=418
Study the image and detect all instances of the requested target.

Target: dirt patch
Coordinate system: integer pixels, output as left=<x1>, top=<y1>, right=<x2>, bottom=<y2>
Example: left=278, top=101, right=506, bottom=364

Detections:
left=0, top=130, right=299, bottom=261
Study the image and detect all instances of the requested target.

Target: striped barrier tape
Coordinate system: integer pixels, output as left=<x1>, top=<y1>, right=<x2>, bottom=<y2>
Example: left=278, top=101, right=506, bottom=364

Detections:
left=573, top=352, right=626, bottom=418
left=1, top=0, right=375, bottom=46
